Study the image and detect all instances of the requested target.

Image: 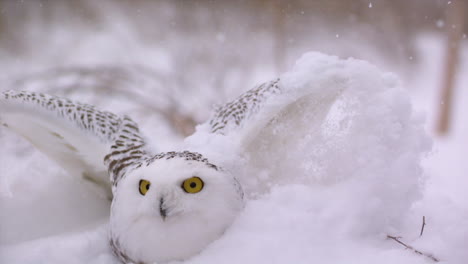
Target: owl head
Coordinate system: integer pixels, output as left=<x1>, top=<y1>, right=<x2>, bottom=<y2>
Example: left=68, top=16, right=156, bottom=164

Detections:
left=109, top=151, right=244, bottom=263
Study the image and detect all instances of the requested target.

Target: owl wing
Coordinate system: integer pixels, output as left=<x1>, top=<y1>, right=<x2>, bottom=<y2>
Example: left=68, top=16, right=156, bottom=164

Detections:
left=206, top=81, right=343, bottom=152
left=0, top=90, right=151, bottom=192
left=202, top=53, right=347, bottom=154
left=209, top=79, right=282, bottom=135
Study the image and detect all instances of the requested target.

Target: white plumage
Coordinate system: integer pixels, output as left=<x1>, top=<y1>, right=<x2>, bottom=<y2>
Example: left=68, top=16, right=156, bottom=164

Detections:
left=0, top=53, right=350, bottom=263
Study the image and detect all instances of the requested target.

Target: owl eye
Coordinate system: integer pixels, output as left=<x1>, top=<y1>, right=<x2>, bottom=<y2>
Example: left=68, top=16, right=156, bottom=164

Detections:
left=139, top=179, right=151, bottom=195
left=182, top=177, right=204, bottom=194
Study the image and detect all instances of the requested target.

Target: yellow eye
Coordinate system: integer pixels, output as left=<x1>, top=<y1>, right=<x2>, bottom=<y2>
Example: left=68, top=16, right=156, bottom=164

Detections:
left=139, top=179, right=151, bottom=195
left=182, top=177, right=204, bottom=194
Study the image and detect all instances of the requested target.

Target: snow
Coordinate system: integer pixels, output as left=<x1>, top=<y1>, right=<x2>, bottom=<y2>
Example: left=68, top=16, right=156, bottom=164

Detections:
left=1, top=38, right=468, bottom=264
left=436, top=20, right=445, bottom=29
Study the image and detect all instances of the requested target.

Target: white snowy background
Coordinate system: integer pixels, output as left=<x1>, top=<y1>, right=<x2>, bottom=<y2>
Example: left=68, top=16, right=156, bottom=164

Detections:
left=0, top=1, right=467, bottom=264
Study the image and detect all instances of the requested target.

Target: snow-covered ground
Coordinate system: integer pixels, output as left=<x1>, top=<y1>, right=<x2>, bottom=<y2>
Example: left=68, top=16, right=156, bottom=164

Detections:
left=0, top=35, right=467, bottom=264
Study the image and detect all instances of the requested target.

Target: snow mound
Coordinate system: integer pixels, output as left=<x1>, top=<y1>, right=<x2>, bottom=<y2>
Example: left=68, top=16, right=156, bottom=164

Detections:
left=240, top=52, right=431, bottom=237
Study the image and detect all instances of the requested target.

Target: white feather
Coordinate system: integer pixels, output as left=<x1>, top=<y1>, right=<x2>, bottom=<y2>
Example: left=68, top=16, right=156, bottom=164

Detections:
left=0, top=91, right=135, bottom=195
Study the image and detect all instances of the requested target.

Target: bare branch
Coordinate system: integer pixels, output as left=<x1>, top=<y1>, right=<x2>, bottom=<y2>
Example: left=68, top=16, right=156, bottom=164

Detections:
left=386, top=235, right=439, bottom=262
left=420, top=216, right=426, bottom=237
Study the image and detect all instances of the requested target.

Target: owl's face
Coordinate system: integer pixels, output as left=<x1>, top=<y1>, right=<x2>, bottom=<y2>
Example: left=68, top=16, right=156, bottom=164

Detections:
left=110, top=155, right=244, bottom=263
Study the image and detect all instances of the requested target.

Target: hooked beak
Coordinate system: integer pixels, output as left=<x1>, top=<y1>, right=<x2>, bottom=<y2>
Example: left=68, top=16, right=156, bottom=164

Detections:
left=159, top=197, right=167, bottom=221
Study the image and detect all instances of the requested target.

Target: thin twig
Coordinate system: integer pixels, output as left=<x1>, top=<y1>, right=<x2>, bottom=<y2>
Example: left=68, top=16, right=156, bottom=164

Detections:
left=420, top=216, right=426, bottom=237
left=387, top=235, right=439, bottom=262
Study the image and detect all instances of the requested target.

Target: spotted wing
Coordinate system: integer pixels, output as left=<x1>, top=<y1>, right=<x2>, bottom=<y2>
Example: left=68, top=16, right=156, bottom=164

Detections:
left=208, top=79, right=281, bottom=136
left=204, top=72, right=344, bottom=153
left=0, top=90, right=151, bottom=191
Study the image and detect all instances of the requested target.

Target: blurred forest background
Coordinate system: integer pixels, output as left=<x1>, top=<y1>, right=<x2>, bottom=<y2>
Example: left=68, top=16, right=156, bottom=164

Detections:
left=0, top=0, right=466, bottom=138
left=2, top=2, right=468, bottom=262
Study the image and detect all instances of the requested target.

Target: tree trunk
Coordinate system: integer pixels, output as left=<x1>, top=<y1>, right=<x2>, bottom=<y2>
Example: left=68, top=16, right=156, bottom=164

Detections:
left=436, top=0, right=466, bottom=135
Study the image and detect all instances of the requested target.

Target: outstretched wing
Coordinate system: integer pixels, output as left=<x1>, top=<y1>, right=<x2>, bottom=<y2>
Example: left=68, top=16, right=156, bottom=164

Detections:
left=0, top=91, right=151, bottom=193
left=209, top=79, right=281, bottom=135
left=206, top=75, right=344, bottom=152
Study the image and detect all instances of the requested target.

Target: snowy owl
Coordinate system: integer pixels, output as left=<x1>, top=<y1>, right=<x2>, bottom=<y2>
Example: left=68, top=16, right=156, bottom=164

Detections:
left=0, top=53, right=350, bottom=263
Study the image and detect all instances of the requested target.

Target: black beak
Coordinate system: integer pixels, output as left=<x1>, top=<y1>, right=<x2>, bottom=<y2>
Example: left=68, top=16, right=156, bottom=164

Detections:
left=159, top=197, right=167, bottom=221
